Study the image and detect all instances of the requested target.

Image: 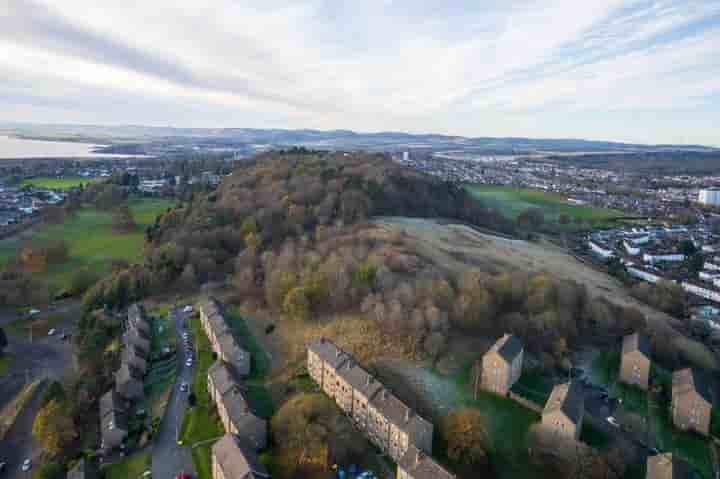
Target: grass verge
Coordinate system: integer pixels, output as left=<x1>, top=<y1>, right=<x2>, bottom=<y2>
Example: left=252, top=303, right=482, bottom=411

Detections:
left=0, top=379, right=44, bottom=440
left=0, top=354, right=14, bottom=376
left=103, top=451, right=151, bottom=479
left=20, top=177, right=100, bottom=190
left=192, top=444, right=215, bottom=479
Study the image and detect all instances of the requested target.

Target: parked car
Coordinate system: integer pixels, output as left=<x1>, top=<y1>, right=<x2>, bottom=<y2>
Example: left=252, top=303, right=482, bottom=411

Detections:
left=185, top=359, right=193, bottom=367
left=180, top=383, right=189, bottom=392
left=176, top=472, right=192, bottom=479
left=182, top=306, right=193, bottom=314
left=28, top=309, right=40, bottom=316
left=21, top=459, right=31, bottom=472
left=606, top=416, right=619, bottom=427
left=0, top=461, right=7, bottom=472
left=48, top=328, right=56, bottom=336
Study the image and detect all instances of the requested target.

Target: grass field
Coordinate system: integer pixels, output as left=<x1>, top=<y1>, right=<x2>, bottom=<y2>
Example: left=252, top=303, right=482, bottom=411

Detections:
left=0, top=197, right=173, bottom=291
left=5, top=314, right=65, bottom=337
left=103, top=451, right=151, bottom=479
left=19, top=177, right=101, bottom=190
left=0, top=354, right=13, bottom=376
left=464, top=184, right=624, bottom=232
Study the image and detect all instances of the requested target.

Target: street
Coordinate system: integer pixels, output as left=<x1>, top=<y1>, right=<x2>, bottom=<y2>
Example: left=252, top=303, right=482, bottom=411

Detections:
left=152, top=307, right=195, bottom=479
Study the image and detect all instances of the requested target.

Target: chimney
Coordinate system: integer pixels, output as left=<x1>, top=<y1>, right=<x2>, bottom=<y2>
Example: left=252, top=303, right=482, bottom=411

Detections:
left=405, top=408, right=412, bottom=423
left=366, top=375, right=373, bottom=386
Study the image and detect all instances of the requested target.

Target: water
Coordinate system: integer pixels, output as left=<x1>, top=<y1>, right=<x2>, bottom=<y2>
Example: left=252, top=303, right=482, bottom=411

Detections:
left=0, top=135, right=131, bottom=159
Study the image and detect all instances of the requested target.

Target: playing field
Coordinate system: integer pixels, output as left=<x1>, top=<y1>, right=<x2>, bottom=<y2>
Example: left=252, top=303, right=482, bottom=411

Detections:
left=0, top=197, right=173, bottom=291
left=464, top=184, right=624, bottom=232
left=19, top=177, right=101, bottom=190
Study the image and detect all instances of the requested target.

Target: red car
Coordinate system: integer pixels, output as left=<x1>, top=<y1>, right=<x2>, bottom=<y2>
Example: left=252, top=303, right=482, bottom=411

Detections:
left=176, top=473, right=192, bottom=479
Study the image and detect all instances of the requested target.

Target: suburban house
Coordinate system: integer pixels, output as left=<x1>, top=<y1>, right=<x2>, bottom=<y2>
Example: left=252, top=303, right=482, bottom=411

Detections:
left=397, top=445, right=456, bottom=479
left=307, top=338, right=434, bottom=463
left=480, top=333, right=524, bottom=395
left=671, top=368, right=713, bottom=436
left=620, top=333, right=651, bottom=390
left=115, top=363, right=145, bottom=400
left=208, top=361, right=267, bottom=450
left=67, top=458, right=99, bottom=479
left=646, top=453, right=691, bottom=479
left=541, top=382, right=585, bottom=440
left=212, top=433, right=271, bottom=479
left=198, top=297, right=251, bottom=377
left=99, top=389, right=128, bottom=453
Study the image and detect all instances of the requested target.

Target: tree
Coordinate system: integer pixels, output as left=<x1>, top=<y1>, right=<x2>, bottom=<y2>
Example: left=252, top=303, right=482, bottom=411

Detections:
left=440, top=408, right=489, bottom=464
left=32, top=462, right=64, bottom=479
left=69, top=268, right=101, bottom=295
left=558, top=213, right=571, bottom=226
left=517, top=208, right=545, bottom=231
left=0, top=327, right=7, bottom=355
left=32, top=399, right=77, bottom=457
left=112, top=205, right=137, bottom=232
left=283, top=287, right=311, bottom=321
left=678, top=239, right=696, bottom=256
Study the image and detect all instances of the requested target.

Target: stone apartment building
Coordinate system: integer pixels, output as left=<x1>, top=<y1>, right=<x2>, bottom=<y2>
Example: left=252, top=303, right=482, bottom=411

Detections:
left=619, top=333, right=651, bottom=390
left=124, top=327, right=150, bottom=356
left=212, top=433, right=271, bottom=479
left=646, top=453, right=691, bottom=479
left=121, top=345, right=148, bottom=376
left=99, top=389, right=128, bottom=453
left=541, top=382, right=585, bottom=440
left=307, top=338, right=433, bottom=463
left=115, top=362, right=144, bottom=400
left=198, top=298, right=251, bottom=377
left=127, top=303, right=150, bottom=336
left=208, top=361, right=267, bottom=450
left=480, top=334, right=524, bottom=395
left=397, top=445, right=456, bottom=479
left=67, top=458, right=99, bottom=479
left=671, top=368, right=713, bottom=436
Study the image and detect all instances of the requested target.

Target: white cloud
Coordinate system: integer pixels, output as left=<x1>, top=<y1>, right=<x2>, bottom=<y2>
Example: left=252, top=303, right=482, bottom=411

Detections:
left=0, top=0, right=719, bottom=144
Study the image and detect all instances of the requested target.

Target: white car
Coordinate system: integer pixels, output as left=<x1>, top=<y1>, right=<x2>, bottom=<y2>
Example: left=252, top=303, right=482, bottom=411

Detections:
left=28, top=309, right=40, bottom=316
left=606, top=416, right=619, bottom=427
left=21, top=459, right=32, bottom=471
left=48, top=328, right=56, bottom=336
left=182, top=305, right=193, bottom=313
left=185, top=359, right=193, bottom=367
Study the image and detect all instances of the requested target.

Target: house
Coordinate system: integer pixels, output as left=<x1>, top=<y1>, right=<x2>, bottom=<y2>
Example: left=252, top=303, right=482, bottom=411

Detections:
left=541, top=382, right=585, bottom=440
left=121, top=345, right=148, bottom=376
left=340, top=362, right=383, bottom=430
left=115, top=363, right=145, bottom=400
left=208, top=362, right=266, bottom=450
left=619, top=333, right=651, bottom=390
left=480, top=334, right=524, bottom=395
left=211, top=433, right=271, bottom=479
left=646, top=453, right=691, bottom=479
left=397, top=445, right=456, bottom=479
left=99, top=390, right=128, bottom=453
left=307, top=338, right=351, bottom=401
left=199, top=298, right=251, bottom=377
left=588, top=240, right=615, bottom=259
left=127, top=303, right=150, bottom=336
left=124, top=328, right=150, bottom=356
left=67, top=458, right=99, bottom=479
left=671, top=368, right=713, bottom=436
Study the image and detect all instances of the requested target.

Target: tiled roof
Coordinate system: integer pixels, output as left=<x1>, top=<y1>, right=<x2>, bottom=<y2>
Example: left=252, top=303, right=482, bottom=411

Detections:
left=212, top=434, right=270, bottom=479
left=543, top=382, right=584, bottom=425
left=646, top=453, right=691, bottom=479
left=308, top=337, right=350, bottom=370
left=398, top=445, right=456, bottom=479
left=672, top=368, right=712, bottom=404
left=489, top=334, right=523, bottom=363
left=622, top=333, right=651, bottom=357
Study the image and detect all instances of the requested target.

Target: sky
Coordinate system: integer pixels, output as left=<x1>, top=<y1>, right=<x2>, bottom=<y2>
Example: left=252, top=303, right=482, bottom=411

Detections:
left=1, top=0, right=719, bottom=145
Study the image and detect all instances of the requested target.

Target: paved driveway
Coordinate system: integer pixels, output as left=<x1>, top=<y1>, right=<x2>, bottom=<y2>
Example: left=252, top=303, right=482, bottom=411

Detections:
left=152, top=308, right=195, bottom=479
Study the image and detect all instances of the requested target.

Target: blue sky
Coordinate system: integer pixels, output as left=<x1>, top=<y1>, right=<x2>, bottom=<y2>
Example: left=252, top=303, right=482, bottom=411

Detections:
left=1, top=0, right=719, bottom=145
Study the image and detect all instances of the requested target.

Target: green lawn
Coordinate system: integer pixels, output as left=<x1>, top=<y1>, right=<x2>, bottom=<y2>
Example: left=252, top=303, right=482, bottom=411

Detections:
left=5, top=314, right=65, bottom=337
left=103, top=451, right=151, bottom=479
left=464, top=184, right=624, bottom=232
left=0, top=354, right=14, bottom=376
left=19, top=177, right=101, bottom=190
left=0, top=197, right=173, bottom=292
left=179, top=317, right=223, bottom=445
left=192, top=444, right=215, bottom=479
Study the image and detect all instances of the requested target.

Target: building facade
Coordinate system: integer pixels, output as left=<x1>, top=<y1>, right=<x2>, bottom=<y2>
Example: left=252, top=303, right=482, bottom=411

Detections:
left=619, top=333, right=651, bottom=390
left=541, top=382, right=584, bottom=441
left=211, top=433, right=270, bottom=479
left=671, top=368, right=713, bottom=436
left=480, top=334, right=524, bottom=395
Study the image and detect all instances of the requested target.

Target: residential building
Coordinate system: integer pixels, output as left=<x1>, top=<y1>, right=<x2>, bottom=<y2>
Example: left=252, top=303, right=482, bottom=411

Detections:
left=115, top=363, right=144, bottom=400
left=67, top=458, right=99, bottom=479
left=123, top=328, right=150, bottom=356
left=541, top=382, right=585, bottom=440
left=588, top=240, right=615, bottom=259
left=99, top=390, right=128, bottom=453
left=307, top=338, right=433, bottom=463
left=480, top=334, right=524, bottom=395
left=397, top=445, right=456, bottom=479
left=627, top=266, right=663, bottom=284
left=646, top=453, right=691, bottom=479
left=212, top=433, right=271, bottom=479
left=643, top=252, right=685, bottom=265
left=121, top=345, right=148, bottom=376
left=619, top=333, right=651, bottom=390
left=682, top=281, right=720, bottom=304
left=198, top=298, right=251, bottom=377
left=208, top=362, right=266, bottom=450
left=671, top=368, right=713, bottom=436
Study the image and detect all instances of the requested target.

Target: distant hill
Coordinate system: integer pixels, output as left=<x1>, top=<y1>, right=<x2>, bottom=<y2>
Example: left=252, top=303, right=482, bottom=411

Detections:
left=1, top=122, right=715, bottom=155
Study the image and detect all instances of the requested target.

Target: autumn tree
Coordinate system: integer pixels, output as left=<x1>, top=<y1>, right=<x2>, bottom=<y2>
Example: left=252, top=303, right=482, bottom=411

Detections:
left=32, top=399, right=77, bottom=457
left=284, top=287, right=311, bottom=321
left=440, top=408, right=489, bottom=464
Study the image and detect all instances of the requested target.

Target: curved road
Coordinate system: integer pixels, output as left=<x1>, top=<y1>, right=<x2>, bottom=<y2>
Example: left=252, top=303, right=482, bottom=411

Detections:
left=152, top=308, right=195, bottom=479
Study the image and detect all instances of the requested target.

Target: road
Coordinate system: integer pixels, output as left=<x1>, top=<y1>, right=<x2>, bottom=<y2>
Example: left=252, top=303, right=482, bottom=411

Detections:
left=152, top=307, right=195, bottom=479
left=0, top=380, right=48, bottom=479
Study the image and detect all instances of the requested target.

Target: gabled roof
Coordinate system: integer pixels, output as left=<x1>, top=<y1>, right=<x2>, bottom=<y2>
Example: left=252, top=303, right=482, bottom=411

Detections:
left=308, top=337, right=350, bottom=370
left=122, top=347, right=147, bottom=372
left=398, top=445, right=456, bottom=479
left=487, top=334, right=523, bottom=363
left=337, top=361, right=382, bottom=400
left=622, top=333, right=651, bottom=358
left=209, top=361, right=237, bottom=396
left=543, top=382, right=584, bottom=425
left=646, top=453, right=691, bottom=479
left=370, top=387, right=432, bottom=440
left=99, top=389, right=124, bottom=420
left=216, top=332, right=250, bottom=373
left=672, top=368, right=712, bottom=404
left=212, top=433, right=270, bottom=479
